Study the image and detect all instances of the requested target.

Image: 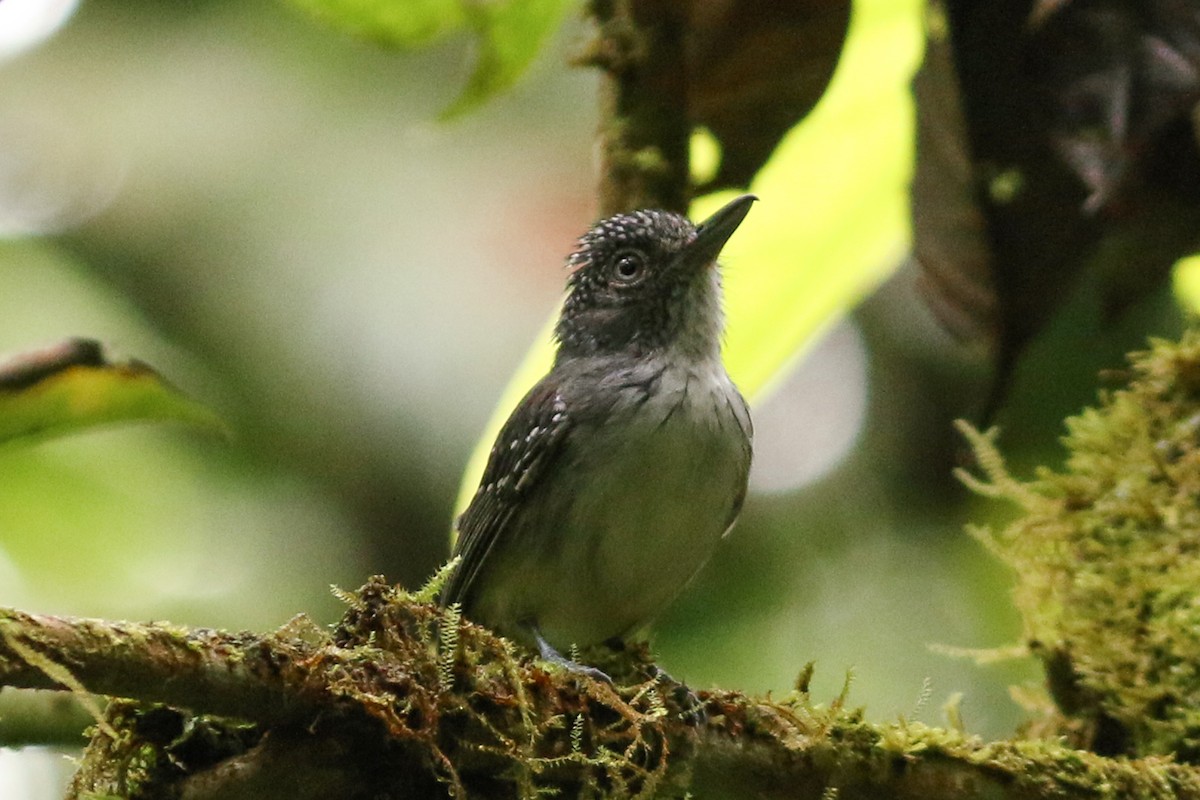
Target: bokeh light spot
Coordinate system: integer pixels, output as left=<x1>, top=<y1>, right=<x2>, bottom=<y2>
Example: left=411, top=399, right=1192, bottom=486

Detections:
left=1173, top=253, right=1200, bottom=315
left=0, top=0, right=79, bottom=61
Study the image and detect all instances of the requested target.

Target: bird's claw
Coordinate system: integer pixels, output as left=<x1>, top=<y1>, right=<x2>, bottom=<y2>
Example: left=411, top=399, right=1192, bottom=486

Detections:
left=646, top=664, right=706, bottom=726
left=531, top=625, right=613, bottom=684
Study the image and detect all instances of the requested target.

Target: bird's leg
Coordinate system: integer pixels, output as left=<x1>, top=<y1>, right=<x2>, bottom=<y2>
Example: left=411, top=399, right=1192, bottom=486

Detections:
left=599, top=638, right=704, bottom=724
left=526, top=623, right=612, bottom=684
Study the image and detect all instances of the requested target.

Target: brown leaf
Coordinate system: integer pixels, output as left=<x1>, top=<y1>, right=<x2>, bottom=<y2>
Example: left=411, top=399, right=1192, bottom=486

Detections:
left=685, top=0, right=852, bottom=191
left=911, top=16, right=997, bottom=347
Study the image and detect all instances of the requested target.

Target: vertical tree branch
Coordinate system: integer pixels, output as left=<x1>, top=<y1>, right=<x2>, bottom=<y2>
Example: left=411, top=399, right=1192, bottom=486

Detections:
left=583, top=0, right=691, bottom=215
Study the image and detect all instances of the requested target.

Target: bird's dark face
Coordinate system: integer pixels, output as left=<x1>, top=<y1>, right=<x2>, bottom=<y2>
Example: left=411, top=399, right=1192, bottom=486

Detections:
left=554, top=195, right=755, bottom=360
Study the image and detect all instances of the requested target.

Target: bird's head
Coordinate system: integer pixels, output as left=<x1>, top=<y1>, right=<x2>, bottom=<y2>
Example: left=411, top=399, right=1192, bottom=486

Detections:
left=554, top=194, right=755, bottom=361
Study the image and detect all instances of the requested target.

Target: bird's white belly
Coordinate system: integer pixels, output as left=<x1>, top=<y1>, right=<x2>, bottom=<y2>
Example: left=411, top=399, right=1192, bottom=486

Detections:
left=501, top=363, right=748, bottom=648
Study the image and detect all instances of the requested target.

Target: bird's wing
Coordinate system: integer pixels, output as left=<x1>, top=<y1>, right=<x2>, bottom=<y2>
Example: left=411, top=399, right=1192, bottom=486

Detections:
left=441, top=377, right=572, bottom=608
left=722, top=387, right=753, bottom=534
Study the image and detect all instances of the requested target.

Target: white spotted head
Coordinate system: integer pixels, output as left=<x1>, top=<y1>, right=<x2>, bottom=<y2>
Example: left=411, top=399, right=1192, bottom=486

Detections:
left=555, top=195, right=756, bottom=360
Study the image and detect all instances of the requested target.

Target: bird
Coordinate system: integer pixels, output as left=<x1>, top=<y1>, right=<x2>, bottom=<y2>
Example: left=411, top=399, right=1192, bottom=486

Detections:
left=441, top=194, right=756, bottom=680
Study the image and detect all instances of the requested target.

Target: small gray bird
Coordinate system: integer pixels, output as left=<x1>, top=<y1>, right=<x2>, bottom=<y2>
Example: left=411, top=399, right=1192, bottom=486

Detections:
left=442, top=194, right=755, bottom=678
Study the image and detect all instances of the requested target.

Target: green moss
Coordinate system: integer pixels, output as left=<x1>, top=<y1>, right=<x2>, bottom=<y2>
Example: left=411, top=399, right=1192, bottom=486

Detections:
left=67, top=702, right=260, bottom=800
left=68, top=576, right=689, bottom=799
left=962, top=329, right=1200, bottom=760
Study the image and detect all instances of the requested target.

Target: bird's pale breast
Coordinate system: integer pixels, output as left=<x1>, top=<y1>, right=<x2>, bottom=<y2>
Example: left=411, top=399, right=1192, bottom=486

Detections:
left=470, top=355, right=751, bottom=650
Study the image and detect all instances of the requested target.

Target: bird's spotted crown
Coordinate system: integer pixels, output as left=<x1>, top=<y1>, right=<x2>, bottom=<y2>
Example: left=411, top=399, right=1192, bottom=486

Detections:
left=553, top=206, right=726, bottom=360
left=565, top=209, right=696, bottom=273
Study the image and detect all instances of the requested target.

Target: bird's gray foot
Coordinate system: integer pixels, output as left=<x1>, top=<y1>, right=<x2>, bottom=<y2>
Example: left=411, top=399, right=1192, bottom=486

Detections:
left=528, top=624, right=612, bottom=684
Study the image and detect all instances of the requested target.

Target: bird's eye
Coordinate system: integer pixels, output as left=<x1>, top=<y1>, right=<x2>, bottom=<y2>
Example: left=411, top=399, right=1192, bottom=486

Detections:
left=611, top=250, right=646, bottom=284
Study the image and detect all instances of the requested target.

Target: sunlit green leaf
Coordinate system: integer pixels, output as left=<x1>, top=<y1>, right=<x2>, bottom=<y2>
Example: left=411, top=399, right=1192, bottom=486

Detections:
left=712, top=0, right=922, bottom=398
left=453, top=0, right=924, bottom=518
left=0, top=339, right=226, bottom=447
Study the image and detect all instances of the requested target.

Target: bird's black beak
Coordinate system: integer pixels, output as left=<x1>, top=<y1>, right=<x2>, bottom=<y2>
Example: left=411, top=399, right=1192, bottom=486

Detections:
left=681, top=193, right=757, bottom=271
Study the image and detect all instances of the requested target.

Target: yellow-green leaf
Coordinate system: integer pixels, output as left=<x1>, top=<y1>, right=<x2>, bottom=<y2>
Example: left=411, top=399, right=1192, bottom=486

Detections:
left=0, top=339, right=226, bottom=447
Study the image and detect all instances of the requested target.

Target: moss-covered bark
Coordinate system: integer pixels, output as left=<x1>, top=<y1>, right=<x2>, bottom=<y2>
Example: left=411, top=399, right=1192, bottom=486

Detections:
left=578, top=0, right=691, bottom=216
left=960, top=330, right=1200, bottom=761
left=1, top=563, right=1200, bottom=797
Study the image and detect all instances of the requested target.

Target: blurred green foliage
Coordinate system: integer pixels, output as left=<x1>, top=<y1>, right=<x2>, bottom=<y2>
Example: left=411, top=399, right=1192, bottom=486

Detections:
left=286, top=0, right=572, bottom=116
left=286, top=0, right=467, bottom=45
left=1176, top=255, right=1200, bottom=313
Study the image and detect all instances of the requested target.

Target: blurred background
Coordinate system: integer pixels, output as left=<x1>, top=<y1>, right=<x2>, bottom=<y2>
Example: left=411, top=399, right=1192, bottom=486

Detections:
left=0, top=0, right=1190, bottom=794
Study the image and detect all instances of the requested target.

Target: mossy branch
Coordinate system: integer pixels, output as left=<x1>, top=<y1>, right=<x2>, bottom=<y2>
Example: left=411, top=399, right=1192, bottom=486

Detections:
left=4, top=579, right=1200, bottom=798
left=5, top=330, right=1199, bottom=796
left=0, top=608, right=325, bottom=727
left=7, top=345, right=1200, bottom=797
